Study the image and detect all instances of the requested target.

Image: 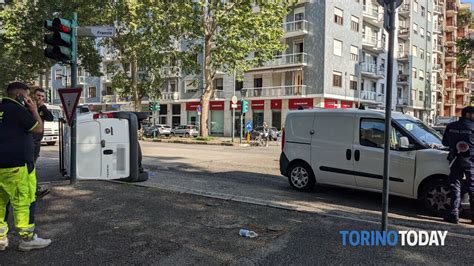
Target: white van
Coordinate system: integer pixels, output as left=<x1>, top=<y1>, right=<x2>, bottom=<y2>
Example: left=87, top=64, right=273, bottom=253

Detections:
left=41, top=105, right=62, bottom=145
left=280, top=108, right=453, bottom=215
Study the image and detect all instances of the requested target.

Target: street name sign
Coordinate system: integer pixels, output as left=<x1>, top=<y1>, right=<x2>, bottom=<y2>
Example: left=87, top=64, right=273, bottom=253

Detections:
left=58, top=88, right=82, bottom=126
left=77, top=26, right=116, bottom=37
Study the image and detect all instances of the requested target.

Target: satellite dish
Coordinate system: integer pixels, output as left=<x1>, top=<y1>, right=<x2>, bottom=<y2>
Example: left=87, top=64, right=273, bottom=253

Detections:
left=377, top=0, right=402, bottom=8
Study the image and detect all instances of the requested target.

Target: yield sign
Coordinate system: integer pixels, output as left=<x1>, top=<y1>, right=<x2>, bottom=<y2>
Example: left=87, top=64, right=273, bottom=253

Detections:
left=58, top=88, right=82, bottom=126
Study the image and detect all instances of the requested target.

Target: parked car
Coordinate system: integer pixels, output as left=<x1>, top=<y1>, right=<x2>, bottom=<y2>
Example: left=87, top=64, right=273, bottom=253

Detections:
left=250, top=126, right=279, bottom=141
left=171, top=125, right=199, bottom=137
left=432, top=125, right=446, bottom=136
left=279, top=108, right=464, bottom=216
left=143, top=124, right=172, bottom=137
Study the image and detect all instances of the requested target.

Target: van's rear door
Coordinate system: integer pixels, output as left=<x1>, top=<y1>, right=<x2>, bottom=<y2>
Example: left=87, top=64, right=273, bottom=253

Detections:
left=311, top=114, right=357, bottom=187
left=284, top=112, right=315, bottom=167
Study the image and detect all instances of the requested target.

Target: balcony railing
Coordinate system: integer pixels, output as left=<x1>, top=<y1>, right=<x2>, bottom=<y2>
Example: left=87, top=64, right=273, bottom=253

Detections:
left=433, top=24, right=442, bottom=33
left=362, top=5, right=379, bottom=18
left=161, top=91, right=179, bottom=101
left=362, top=34, right=385, bottom=48
left=159, top=66, right=181, bottom=78
left=102, top=95, right=118, bottom=103
left=360, top=91, right=383, bottom=102
left=433, top=43, right=443, bottom=52
left=434, top=5, right=443, bottom=13
left=445, top=51, right=456, bottom=58
left=399, top=4, right=410, bottom=13
left=284, top=20, right=309, bottom=34
left=432, top=64, right=442, bottom=71
left=257, top=53, right=308, bottom=68
left=360, top=63, right=385, bottom=76
left=445, top=67, right=455, bottom=73
left=398, top=51, right=409, bottom=59
left=212, top=90, right=225, bottom=99
left=242, top=85, right=307, bottom=98
left=456, top=88, right=467, bottom=94
left=446, top=4, right=458, bottom=12
left=397, top=97, right=410, bottom=106
left=398, top=27, right=410, bottom=36
left=398, top=74, right=409, bottom=82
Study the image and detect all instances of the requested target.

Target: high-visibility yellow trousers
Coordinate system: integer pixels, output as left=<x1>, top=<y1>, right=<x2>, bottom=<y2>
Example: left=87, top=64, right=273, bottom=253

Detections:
left=0, top=165, right=36, bottom=239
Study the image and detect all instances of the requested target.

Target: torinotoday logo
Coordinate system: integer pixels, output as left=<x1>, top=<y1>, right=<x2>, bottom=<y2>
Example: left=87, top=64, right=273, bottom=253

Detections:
left=340, top=230, right=448, bottom=247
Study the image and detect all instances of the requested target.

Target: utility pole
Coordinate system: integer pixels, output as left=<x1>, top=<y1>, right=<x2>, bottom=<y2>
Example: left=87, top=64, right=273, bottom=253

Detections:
left=232, top=69, right=236, bottom=143
left=70, top=12, right=78, bottom=185
left=378, top=0, right=401, bottom=232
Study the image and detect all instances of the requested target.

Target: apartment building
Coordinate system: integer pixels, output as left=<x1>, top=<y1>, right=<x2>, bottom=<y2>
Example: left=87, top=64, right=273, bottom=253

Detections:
left=436, top=0, right=472, bottom=117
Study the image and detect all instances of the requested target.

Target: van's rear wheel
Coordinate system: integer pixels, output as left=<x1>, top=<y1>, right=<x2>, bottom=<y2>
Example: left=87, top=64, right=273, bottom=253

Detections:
left=419, top=178, right=451, bottom=216
left=288, top=162, right=315, bottom=191
left=47, top=141, right=56, bottom=146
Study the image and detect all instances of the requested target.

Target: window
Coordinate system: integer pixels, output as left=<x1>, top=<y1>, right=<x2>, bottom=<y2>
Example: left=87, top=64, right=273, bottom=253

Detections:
left=88, top=87, right=97, bottom=98
left=428, top=11, right=432, bottom=22
left=184, top=79, right=198, bottom=92
left=420, top=27, right=425, bottom=37
left=55, top=69, right=63, bottom=80
left=412, top=45, right=417, bottom=57
left=333, top=39, right=343, bottom=56
left=412, top=67, right=417, bottom=78
left=426, top=31, right=431, bottom=42
left=427, top=52, right=431, bottom=63
left=380, top=84, right=385, bottom=95
left=419, top=69, right=424, bottom=80
left=413, top=0, right=418, bottom=12
left=420, top=48, right=424, bottom=59
left=351, top=16, right=359, bottom=32
left=350, top=45, right=359, bottom=61
left=213, top=78, right=223, bottom=91
left=106, top=86, right=114, bottom=95
left=333, top=71, right=342, bottom=87
left=413, top=23, right=418, bottom=34
left=334, top=7, right=343, bottom=25
left=421, top=6, right=425, bottom=17
left=419, top=91, right=424, bottom=101
left=235, top=80, right=243, bottom=91
left=350, top=75, right=357, bottom=90
left=360, top=119, right=415, bottom=149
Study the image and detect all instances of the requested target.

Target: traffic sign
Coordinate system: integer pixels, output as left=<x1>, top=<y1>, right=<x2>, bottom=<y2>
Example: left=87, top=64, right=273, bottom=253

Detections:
left=245, top=121, right=252, bottom=132
left=231, top=103, right=238, bottom=109
left=58, top=88, right=82, bottom=126
left=77, top=26, right=116, bottom=37
left=197, top=105, right=202, bottom=115
left=231, top=96, right=238, bottom=104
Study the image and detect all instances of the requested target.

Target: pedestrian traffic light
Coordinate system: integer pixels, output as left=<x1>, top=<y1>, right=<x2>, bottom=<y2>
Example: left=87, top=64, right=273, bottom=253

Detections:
left=155, top=102, right=160, bottom=111
left=44, top=18, right=76, bottom=63
left=241, top=99, right=249, bottom=114
left=148, top=102, right=154, bottom=111
left=46, top=90, right=52, bottom=103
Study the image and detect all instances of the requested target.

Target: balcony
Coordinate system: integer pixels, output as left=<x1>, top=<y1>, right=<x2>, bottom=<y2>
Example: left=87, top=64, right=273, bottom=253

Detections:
left=362, top=34, right=385, bottom=52
left=446, top=4, right=458, bottom=16
left=252, top=53, right=308, bottom=71
left=445, top=37, right=455, bottom=46
left=434, top=5, right=443, bottom=14
left=397, top=51, right=409, bottom=61
left=241, top=85, right=307, bottom=98
left=396, top=97, right=410, bottom=106
left=158, top=66, right=181, bottom=78
left=433, top=43, right=443, bottom=53
left=433, top=24, right=442, bottom=34
left=283, top=20, right=309, bottom=38
left=445, top=21, right=457, bottom=31
left=445, top=52, right=456, bottom=61
left=397, top=74, right=409, bottom=84
left=360, top=63, right=385, bottom=78
left=456, top=103, right=467, bottom=109
left=78, top=76, right=86, bottom=85
left=160, top=91, right=179, bottom=101
left=398, top=27, right=410, bottom=39
left=457, top=73, right=468, bottom=82
left=104, top=73, right=114, bottom=82
left=362, top=5, right=381, bottom=25
left=432, top=64, right=442, bottom=72
left=360, top=91, right=384, bottom=102
left=102, top=95, right=118, bottom=103
left=445, top=67, right=455, bottom=75
left=212, top=90, right=225, bottom=99
left=456, top=88, right=468, bottom=95
left=398, top=4, right=410, bottom=17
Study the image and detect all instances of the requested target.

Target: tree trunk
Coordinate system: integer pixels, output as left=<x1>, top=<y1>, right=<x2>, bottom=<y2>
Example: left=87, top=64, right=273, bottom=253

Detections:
left=131, top=57, right=140, bottom=111
left=200, top=34, right=213, bottom=137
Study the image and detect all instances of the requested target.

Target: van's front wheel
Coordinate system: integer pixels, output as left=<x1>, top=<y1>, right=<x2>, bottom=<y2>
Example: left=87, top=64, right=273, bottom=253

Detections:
left=288, top=162, right=315, bottom=191
left=419, top=178, right=451, bottom=216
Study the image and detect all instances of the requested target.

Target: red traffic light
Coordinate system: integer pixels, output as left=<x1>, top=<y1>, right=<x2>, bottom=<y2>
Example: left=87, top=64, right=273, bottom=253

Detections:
left=52, top=18, right=71, bottom=33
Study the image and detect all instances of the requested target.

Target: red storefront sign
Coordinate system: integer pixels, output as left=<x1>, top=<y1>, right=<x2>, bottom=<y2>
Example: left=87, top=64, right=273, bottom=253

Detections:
left=210, top=101, right=224, bottom=110
left=324, top=99, right=337, bottom=109
left=186, top=102, right=200, bottom=111
left=251, top=100, right=265, bottom=110
left=289, top=98, right=313, bottom=110
left=271, top=99, right=282, bottom=110
left=229, top=100, right=241, bottom=110
left=341, top=101, right=352, bottom=108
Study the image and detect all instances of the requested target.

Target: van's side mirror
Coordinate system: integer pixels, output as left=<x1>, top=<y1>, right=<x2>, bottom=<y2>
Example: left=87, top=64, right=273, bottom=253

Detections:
left=399, top=137, right=410, bottom=149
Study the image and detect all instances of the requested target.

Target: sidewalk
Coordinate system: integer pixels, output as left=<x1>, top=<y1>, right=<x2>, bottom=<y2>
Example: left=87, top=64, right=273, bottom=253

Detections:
left=1, top=181, right=472, bottom=264
left=142, top=136, right=281, bottom=147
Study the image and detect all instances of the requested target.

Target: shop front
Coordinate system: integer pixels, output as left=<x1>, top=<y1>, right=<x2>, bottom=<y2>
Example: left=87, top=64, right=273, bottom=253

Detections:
left=289, top=98, right=314, bottom=110
left=271, top=99, right=282, bottom=129
left=251, top=100, right=265, bottom=127
left=186, top=101, right=200, bottom=126
left=210, top=101, right=224, bottom=135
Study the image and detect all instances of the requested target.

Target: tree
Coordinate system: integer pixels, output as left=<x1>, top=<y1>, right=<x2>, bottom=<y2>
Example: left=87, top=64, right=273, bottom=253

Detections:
left=184, top=1, right=292, bottom=137
left=456, top=38, right=474, bottom=72
left=0, top=0, right=103, bottom=89
left=98, top=0, right=200, bottom=111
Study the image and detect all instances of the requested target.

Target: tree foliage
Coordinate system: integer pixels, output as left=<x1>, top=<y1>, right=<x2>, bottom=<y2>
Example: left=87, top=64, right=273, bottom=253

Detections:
left=456, top=38, right=474, bottom=72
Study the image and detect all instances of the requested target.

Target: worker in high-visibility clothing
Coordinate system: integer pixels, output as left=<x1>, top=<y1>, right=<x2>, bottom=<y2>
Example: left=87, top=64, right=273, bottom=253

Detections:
left=0, top=82, right=51, bottom=251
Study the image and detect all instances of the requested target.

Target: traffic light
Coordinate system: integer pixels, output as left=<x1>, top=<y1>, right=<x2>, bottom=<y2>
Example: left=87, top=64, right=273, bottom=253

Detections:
left=46, top=90, right=52, bottom=103
left=148, top=102, right=154, bottom=111
left=155, top=102, right=160, bottom=111
left=44, top=17, right=76, bottom=63
left=241, top=99, right=249, bottom=114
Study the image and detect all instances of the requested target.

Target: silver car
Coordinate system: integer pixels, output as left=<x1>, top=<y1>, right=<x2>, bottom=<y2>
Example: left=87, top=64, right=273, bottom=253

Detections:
left=171, top=125, right=199, bottom=137
left=156, top=124, right=172, bottom=136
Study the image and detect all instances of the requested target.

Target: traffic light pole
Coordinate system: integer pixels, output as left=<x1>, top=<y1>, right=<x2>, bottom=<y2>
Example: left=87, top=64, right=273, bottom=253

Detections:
left=70, top=12, right=78, bottom=185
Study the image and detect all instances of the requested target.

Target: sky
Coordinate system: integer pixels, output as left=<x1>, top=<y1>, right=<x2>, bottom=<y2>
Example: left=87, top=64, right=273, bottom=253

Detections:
left=461, top=0, right=474, bottom=9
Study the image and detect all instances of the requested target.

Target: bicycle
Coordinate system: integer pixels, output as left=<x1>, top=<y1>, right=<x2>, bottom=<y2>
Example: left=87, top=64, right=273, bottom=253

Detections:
left=255, top=132, right=268, bottom=147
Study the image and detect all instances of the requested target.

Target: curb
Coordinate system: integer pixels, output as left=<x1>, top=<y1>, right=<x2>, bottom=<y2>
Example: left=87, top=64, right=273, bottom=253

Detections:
left=142, top=138, right=242, bottom=146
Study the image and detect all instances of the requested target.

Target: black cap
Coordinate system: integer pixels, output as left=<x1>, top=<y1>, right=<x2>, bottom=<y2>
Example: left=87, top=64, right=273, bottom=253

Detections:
left=461, top=106, right=474, bottom=117
left=6, top=82, right=30, bottom=93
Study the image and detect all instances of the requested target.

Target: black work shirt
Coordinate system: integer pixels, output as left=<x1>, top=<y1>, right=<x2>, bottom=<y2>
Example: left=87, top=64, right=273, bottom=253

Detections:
left=442, top=118, right=474, bottom=165
left=33, top=105, right=54, bottom=143
left=0, top=97, right=38, bottom=168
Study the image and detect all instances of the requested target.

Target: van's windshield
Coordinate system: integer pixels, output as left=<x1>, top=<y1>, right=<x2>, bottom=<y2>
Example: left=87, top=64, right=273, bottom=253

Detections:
left=396, top=119, right=442, bottom=146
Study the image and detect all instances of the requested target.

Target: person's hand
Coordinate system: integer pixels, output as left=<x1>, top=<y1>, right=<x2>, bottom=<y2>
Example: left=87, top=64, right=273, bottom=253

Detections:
left=37, top=97, right=45, bottom=107
left=25, top=97, right=38, bottom=113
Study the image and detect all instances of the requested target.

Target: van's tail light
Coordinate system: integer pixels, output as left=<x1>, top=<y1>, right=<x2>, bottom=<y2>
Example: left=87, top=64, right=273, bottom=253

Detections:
left=93, top=113, right=114, bottom=119
left=281, top=128, right=285, bottom=150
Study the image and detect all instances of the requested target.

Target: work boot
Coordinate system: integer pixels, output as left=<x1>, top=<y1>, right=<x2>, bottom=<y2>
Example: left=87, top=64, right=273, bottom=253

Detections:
left=443, top=214, right=459, bottom=224
left=0, top=237, right=8, bottom=251
left=18, top=234, right=51, bottom=251
left=36, top=187, right=50, bottom=199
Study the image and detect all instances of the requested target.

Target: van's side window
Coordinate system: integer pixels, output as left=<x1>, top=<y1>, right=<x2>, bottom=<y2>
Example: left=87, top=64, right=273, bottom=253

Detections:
left=360, top=119, right=411, bottom=150
left=360, top=119, right=385, bottom=148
